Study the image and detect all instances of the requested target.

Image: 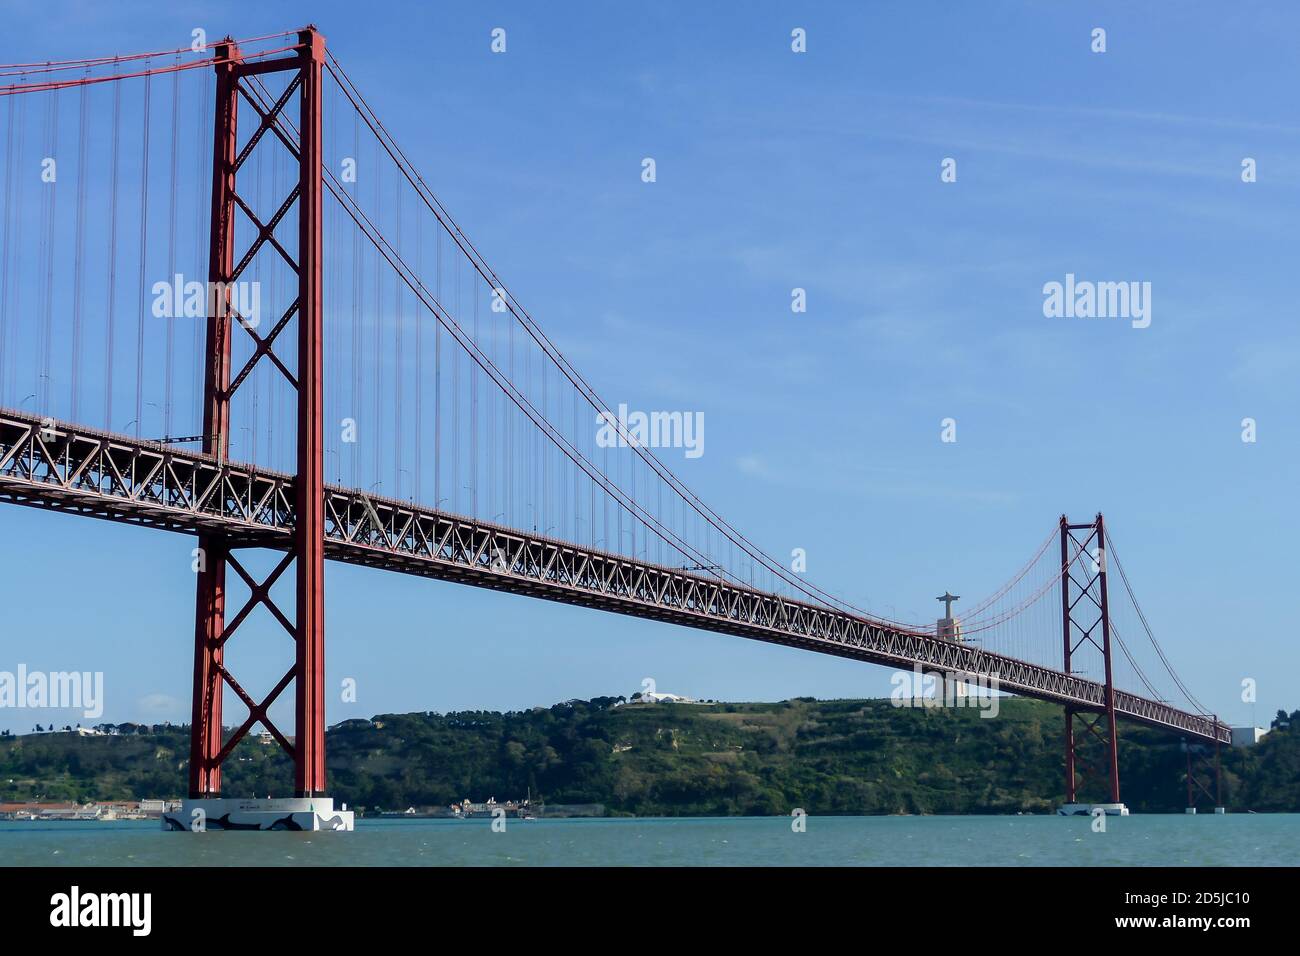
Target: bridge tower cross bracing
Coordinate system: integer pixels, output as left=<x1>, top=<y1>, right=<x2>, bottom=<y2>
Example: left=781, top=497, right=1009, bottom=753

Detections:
left=1060, top=513, right=1122, bottom=806
left=189, top=27, right=329, bottom=801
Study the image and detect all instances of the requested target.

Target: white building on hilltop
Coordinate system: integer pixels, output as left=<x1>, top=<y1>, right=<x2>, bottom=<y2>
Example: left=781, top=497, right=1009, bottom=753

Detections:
left=1230, top=726, right=1269, bottom=748
left=627, top=690, right=712, bottom=705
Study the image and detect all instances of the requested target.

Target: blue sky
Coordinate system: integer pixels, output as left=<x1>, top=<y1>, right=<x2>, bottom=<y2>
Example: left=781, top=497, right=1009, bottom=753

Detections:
left=1, top=1, right=1297, bottom=736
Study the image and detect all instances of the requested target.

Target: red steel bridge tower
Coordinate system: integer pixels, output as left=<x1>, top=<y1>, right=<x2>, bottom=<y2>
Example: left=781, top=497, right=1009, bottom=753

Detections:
left=186, top=27, right=341, bottom=829
left=1059, top=514, right=1123, bottom=813
left=1058, top=515, right=1224, bottom=817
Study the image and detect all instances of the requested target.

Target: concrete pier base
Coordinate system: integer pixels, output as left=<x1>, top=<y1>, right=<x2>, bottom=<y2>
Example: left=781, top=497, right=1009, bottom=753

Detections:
left=162, top=797, right=354, bottom=831
left=1057, top=802, right=1129, bottom=817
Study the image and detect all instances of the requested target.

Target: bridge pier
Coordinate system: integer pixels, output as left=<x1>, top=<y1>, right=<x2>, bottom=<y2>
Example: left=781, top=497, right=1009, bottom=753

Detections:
left=164, top=797, right=352, bottom=832
left=1182, top=734, right=1225, bottom=815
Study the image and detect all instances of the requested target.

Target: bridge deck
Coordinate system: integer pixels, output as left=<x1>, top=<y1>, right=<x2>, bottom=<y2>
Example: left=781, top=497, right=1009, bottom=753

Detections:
left=0, top=409, right=1229, bottom=744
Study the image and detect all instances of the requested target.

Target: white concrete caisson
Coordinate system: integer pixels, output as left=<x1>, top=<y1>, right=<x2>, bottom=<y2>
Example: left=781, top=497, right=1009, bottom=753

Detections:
left=162, top=797, right=355, bottom=831
left=1057, top=802, right=1129, bottom=817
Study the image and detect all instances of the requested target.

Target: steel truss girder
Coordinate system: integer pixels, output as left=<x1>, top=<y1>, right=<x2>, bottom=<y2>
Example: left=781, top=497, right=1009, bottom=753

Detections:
left=0, top=409, right=1231, bottom=747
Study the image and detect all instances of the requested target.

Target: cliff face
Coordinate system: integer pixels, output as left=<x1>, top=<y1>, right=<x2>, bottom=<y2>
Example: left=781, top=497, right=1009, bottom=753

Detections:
left=2, top=698, right=1295, bottom=815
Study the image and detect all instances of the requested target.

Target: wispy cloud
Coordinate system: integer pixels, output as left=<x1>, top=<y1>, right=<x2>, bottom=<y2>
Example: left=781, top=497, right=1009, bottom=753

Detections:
left=875, top=92, right=1300, bottom=137
left=735, top=451, right=1016, bottom=506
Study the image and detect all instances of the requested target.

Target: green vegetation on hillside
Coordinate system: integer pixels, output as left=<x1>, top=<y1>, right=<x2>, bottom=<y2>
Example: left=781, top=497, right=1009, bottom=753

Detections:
left=2, top=699, right=1297, bottom=815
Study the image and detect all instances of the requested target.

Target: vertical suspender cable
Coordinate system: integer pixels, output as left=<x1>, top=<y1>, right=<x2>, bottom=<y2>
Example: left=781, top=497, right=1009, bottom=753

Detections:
left=38, top=88, right=58, bottom=411
left=329, top=76, right=342, bottom=482
left=70, top=72, right=88, bottom=421
left=133, top=65, right=151, bottom=438
left=452, top=253, right=460, bottom=510
left=105, top=68, right=120, bottom=428
left=434, top=224, right=441, bottom=508
left=350, top=107, right=360, bottom=487
left=471, top=274, right=477, bottom=515
left=486, top=277, right=494, bottom=517
left=268, top=140, right=278, bottom=468
left=11, top=88, right=25, bottom=404
left=164, top=57, right=179, bottom=438
left=371, top=135, right=381, bottom=488
left=194, top=64, right=210, bottom=438
left=504, top=254, right=509, bottom=522
left=394, top=174, right=402, bottom=497
left=415, top=180, right=422, bottom=502
left=250, top=136, right=262, bottom=464
left=0, top=82, right=16, bottom=403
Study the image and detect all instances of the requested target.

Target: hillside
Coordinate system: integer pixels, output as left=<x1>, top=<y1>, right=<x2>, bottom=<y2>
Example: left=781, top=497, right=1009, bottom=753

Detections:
left=2, top=698, right=1297, bottom=815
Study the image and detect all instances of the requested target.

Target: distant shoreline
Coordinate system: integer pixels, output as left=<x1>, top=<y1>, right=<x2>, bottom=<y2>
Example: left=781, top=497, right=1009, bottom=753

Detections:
left=3, top=697, right=1297, bottom=815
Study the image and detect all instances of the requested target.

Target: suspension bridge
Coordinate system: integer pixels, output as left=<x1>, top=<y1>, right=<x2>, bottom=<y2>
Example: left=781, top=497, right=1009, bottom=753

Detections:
left=0, top=28, right=1228, bottom=829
